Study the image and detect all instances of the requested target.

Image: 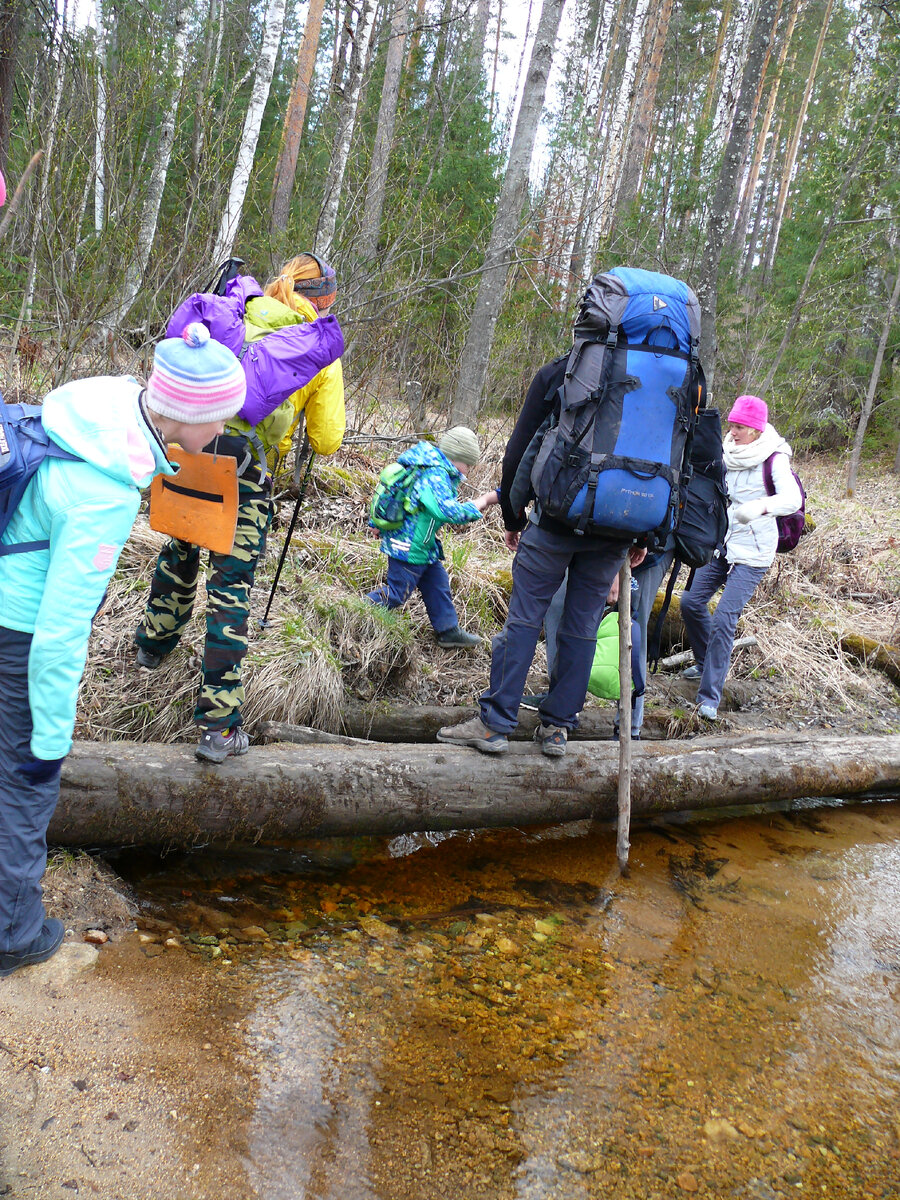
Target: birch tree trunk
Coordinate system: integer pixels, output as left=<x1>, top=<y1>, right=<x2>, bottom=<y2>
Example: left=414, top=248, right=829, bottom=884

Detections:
left=315, top=0, right=377, bottom=258
left=212, top=0, right=288, bottom=265
left=0, top=0, right=22, bottom=173
left=93, top=0, right=108, bottom=235
left=270, top=0, right=327, bottom=235
left=615, top=0, right=674, bottom=217
left=595, top=0, right=651, bottom=237
left=105, top=0, right=190, bottom=330
left=704, top=0, right=758, bottom=175
left=355, top=0, right=409, bottom=265
left=451, top=0, right=567, bottom=427
left=846, top=258, right=900, bottom=496
left=760, top=0, right=835, bottom=280
left=731, top=0, right=802, bottom=255
left=696, top=0, right=780, bottom=391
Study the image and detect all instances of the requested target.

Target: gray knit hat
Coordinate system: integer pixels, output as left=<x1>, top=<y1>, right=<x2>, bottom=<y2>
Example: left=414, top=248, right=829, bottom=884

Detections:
left=439, top=426, right=480, bottom=468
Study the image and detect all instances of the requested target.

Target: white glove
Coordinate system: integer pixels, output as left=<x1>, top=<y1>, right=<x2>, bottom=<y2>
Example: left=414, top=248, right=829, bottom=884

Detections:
left=733, top=498, right=767, bottom=524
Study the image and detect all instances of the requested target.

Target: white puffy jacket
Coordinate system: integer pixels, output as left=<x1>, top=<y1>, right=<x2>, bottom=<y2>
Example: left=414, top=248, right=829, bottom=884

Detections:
left=724, top=424, right=803, bottom=568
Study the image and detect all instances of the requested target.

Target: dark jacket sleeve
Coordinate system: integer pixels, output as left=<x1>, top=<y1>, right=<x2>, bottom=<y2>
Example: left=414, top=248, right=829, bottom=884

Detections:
left=499, top=354, right=568, bottom=531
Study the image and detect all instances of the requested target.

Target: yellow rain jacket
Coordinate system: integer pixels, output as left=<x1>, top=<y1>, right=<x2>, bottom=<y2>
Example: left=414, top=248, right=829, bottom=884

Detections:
left=227, top=293, right=345, bottom=459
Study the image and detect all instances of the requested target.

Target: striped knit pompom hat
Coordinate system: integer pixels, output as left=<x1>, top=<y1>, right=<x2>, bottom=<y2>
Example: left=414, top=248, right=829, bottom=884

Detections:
left=146, top=322, right=246, bottom=423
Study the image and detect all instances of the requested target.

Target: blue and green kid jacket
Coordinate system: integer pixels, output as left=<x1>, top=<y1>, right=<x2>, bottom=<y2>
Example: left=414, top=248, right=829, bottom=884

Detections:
left=372, top=441, right=482, bottom=565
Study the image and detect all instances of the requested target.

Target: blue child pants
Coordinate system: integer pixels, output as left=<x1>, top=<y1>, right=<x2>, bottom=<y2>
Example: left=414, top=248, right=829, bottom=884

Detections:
left=367, top=556, right=459, bottom=633
left=0, top=627, right=61, bottom=954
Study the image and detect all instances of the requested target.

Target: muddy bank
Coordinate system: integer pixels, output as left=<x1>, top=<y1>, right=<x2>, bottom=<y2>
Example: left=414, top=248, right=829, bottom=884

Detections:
left=3, top=797, right=899, bottom=1197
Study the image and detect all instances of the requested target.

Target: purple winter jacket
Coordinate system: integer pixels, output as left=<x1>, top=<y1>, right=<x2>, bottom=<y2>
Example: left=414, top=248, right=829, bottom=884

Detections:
left=166, top=275, right=345, bottom=427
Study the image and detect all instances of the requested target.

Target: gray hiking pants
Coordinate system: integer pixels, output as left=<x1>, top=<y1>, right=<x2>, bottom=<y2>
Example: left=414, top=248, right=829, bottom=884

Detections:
left=680, top=556, right=766, bottom=710
left=479, top=522, right=627, bottom=733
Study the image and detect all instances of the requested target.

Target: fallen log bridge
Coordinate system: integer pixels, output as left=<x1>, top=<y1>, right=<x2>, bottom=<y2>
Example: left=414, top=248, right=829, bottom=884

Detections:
left=50, top=732, right=900, bottom=847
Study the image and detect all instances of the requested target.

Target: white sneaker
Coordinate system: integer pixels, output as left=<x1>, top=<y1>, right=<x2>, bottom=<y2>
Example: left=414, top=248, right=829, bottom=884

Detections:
left=697, top=704, right=718, bottom=721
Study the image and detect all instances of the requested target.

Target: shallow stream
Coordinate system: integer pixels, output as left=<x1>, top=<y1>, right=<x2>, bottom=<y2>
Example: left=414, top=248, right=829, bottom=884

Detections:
left=111, top=797, right=900, bottom=1199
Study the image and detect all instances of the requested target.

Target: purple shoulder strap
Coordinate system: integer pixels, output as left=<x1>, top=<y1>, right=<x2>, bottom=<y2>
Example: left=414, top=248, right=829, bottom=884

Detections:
left=762, top=453, right=776, bottom=496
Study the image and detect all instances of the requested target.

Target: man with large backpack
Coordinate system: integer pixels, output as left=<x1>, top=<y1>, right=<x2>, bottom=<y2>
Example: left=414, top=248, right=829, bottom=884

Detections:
left=437, top=267, right=704, bottom=757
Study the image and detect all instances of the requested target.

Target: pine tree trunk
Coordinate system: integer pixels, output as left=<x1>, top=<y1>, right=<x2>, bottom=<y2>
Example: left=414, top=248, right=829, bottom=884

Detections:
left=356, top=0, right=409, bottom=265
left=270, top=0, right=327, bottom=235
left=696, top=0, right=781, bottom=391
left=213, top=0, right=288, bottom=264
left=105, top=0, right=191, bottom=330
left=315, top=0, right=377, bottom=258
left=761, top=0, right=835, bottom=281
left=451, top=0, right=567, bottom=427
left=759, top=99, right=885, bottom=394
left=0, top=0, right=22, bottom=174
left=846, top=258, right=900, bottom=496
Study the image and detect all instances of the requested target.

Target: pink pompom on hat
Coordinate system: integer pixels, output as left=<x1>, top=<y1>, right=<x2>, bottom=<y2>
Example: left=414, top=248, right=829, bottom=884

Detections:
left=146, top=322, right=246, bottom=424
left=727, top=394, right=768, bottom=432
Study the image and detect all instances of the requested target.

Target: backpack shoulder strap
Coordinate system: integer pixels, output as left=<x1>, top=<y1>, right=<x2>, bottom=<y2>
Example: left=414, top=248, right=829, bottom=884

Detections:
left=762, top=452, right=776, bottom=496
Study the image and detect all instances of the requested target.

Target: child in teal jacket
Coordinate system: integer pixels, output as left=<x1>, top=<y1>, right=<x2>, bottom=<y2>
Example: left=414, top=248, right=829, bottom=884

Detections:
left=0, top=326, right=246, bottom=977
left=366, top=427, right=497, bottom=647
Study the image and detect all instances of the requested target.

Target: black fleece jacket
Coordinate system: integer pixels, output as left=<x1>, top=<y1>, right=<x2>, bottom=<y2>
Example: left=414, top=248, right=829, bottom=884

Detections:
left=498, top=353, right=568, bottom=532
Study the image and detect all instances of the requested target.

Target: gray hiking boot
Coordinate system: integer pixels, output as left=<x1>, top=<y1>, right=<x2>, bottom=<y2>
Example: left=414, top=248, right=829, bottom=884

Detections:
left=436, top=715, right=508, bottom=754
left=196, top=727, right=250, bottom=764
left=0, top=918, right=65, bottom=977
left=435, top=626, right=482, bottom=649
left=135, top=638, right=167, bottom=670
left=533, top=723, right=567, bottom=757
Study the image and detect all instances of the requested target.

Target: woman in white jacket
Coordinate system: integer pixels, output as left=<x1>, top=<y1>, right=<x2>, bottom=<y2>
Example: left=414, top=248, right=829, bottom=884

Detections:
left=680, top=394, right=802, bottom=720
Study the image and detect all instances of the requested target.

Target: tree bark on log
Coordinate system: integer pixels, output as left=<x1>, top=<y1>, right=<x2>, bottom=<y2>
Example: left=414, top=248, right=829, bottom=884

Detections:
left=49, top=734, right=900, bottom=848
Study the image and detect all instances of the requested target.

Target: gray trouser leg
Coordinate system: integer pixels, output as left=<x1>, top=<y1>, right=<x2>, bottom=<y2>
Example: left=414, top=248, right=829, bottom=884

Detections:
left=543, top=576, right=567, bottom=680
left=615, top=548, right=675, bottom=737
left=480, top=524, right=626, bottom=733
left=0, top=628, right=59, bottom=954
left=682, top=559, right=766, bottom=709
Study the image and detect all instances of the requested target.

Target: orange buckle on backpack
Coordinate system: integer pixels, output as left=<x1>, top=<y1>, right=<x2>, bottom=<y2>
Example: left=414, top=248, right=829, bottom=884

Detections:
left=149, top=448, right=239, bottom=555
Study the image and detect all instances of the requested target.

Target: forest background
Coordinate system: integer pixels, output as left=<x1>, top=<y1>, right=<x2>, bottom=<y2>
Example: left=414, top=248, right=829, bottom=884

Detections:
left=0, top=0, right=897, bottom=480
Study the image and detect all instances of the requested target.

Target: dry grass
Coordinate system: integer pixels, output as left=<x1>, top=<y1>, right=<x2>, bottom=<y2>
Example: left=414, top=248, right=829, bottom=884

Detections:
left=76, top=446, right=900, bottom=744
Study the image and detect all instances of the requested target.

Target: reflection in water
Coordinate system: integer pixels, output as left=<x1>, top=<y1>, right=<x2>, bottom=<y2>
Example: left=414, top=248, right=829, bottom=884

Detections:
left=118, top=798, right=900, bottom=1199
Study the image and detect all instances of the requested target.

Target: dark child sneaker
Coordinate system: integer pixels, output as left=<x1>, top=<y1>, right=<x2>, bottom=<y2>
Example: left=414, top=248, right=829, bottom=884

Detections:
left=0, top=918, right=66, bottom=977
left=134, top=634, right=168, bottom=671
left=435, top=626, right=482, bottom=649
left=436, top=715, right=508, bottom=754
left=196, top=727, right=251, bottom=764
left=681, top=664, right=702, bottom=680
left=533, top=723, right=567, bottom=757
left=519, top=692, right=549, bottom=712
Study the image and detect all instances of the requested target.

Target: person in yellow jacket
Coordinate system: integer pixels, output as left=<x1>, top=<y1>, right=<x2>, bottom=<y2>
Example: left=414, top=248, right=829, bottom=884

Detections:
left=134, top=254, right=346, bottom=762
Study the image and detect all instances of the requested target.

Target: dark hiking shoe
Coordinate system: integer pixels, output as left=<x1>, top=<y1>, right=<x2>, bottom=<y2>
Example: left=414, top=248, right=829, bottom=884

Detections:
left=436, top=716, right=508, bottom=754
left=134, top=635, right=167, bottom=671
left=435, top=626, right=482, bottom=649
left=612, top=729, right=641, bottom=742
left=0, top=918, right=65, bottom=978
left=520, top=692, right=549, bottom=712
left=534, top=723, right=567, bottom=758
left=196, top=727, right=250, bottom=764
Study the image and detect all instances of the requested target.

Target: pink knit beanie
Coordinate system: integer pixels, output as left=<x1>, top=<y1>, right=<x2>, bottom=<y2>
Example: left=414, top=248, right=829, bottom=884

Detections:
left=146, top=323, right=246, bottom=424
left=727, top=395, right=768, bottom=432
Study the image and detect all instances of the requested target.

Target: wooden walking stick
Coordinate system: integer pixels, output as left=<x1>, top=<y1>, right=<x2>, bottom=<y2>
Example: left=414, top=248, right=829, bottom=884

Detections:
left=616, top=556, right=633, bottom=875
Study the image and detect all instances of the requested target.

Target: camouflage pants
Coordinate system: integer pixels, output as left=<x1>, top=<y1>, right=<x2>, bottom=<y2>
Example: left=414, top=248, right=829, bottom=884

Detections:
left=136, top=473, right=272, bottom=733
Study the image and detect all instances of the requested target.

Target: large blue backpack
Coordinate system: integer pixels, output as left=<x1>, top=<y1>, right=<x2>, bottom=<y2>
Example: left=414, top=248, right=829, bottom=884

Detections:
left=531, top=267, right=702, bottom=544
left=0, top=396, right=82, bottom=556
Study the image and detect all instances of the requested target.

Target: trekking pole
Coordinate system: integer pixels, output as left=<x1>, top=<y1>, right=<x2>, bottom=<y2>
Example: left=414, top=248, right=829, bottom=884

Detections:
left=258, top=438, right=316, bottom=630
left=616, top=555, right=633, bottom=875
